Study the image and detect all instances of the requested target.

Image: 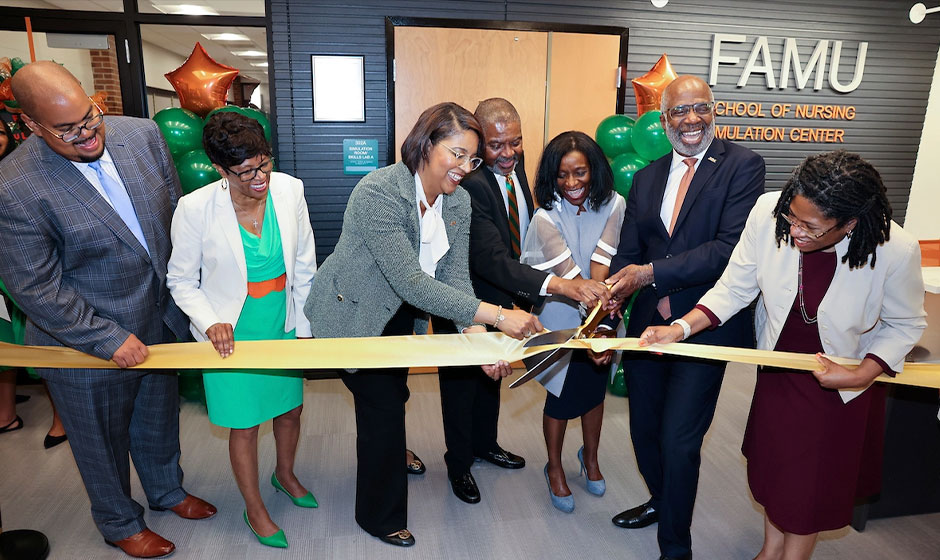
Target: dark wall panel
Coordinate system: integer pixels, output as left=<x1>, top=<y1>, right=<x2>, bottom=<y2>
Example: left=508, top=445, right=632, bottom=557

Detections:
left=271, top=0, right=940, bottom=261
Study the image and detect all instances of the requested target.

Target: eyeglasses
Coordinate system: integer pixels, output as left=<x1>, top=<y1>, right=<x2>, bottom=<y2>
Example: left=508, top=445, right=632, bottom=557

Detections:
left=780, top=213, right=836, bottom=239
left=227, top=158, right=274, bottom=182
left=441, top=144, right=483, bottom=171
left=30, top=98, right=105, bottom=143
left=666, top=102, right=715, bottom=119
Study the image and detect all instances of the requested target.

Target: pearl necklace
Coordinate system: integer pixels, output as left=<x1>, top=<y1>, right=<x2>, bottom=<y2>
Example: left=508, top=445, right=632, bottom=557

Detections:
left=797, top=252, right=818, bottom=324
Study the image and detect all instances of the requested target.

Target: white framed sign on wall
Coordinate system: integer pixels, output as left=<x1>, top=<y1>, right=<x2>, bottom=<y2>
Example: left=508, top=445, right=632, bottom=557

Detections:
left=311, top=55, right=365, bottom=122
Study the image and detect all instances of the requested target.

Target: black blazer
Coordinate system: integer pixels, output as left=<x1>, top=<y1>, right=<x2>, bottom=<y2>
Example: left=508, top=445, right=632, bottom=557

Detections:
left=609, top=138, right=765, bottom=346
left=461, top=159, right=547, bottom=310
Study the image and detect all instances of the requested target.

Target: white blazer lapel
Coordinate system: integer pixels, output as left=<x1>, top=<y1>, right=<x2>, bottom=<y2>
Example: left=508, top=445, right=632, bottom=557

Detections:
left=214, top=184, right=248, bottom=284
left=270, top=176, right=297, bottom=284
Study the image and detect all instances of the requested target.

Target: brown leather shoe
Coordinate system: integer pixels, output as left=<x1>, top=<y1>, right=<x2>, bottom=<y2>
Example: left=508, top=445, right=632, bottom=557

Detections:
left=149, top=494, right=217, bottom=520
left=105, top=529, right=175, bottom=558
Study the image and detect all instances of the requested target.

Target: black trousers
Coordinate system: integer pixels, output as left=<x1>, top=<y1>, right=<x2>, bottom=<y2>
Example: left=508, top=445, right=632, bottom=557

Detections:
left=433, top=317, right=501, bottom=477
left=625, top=348, right=726, bottom=558
left=340, top=305, right=415, bottom=536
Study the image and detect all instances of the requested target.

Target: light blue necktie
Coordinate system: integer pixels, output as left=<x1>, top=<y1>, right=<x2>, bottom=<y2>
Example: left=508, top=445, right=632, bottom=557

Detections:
left=88, top=159, right=150, bottom=256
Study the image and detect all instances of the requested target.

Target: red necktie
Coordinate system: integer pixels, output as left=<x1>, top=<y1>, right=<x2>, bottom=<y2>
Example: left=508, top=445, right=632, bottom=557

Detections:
left=505, top=175, right=521, bottom=258
left=658, top=157, right=697, bottom=319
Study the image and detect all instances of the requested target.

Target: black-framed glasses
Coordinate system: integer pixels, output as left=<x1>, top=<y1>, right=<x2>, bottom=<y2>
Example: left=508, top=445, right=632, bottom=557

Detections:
left=30, top=97, right=105, bottom=143
left=227, top=158, right=274, bottom=182
left=441, top=144, right=483, bottom=171
left=667, top=102, right=715, bottom=119
left=781, top=213, right=836, bottom=239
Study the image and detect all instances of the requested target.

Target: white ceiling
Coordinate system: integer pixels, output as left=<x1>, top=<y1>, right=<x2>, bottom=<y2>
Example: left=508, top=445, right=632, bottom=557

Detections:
left=14, top=1, right=264, bottom=16
left=11, top=1, right=268, bottom=85
left=139, top=24, right=268, bottom=85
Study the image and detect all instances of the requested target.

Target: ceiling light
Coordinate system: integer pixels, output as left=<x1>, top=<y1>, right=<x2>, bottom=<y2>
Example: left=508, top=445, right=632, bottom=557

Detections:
left=910, top=3, right=940, bottom=23
left=250, top=62, right=269, bottom=68
left=152, top=4, right=220, bottom=16
left=200, top=32, right=250, bottom=41
left=232, top=50, right=267, bottom=57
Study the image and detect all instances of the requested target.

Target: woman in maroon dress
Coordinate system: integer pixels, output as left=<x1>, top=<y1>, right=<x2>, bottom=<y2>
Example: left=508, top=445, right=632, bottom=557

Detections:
left=637, top=150, right=926, bottom=560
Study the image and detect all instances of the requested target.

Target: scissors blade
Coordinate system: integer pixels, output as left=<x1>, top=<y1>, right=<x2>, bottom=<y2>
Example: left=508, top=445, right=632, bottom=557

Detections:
left=523, top=327, right=579, bottom=348
left=510, top=347, right=573, bottom=389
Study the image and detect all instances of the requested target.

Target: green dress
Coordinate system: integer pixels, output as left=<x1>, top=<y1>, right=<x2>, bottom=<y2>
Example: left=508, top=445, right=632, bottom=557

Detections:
left=203, top=195, right=303, bottom=428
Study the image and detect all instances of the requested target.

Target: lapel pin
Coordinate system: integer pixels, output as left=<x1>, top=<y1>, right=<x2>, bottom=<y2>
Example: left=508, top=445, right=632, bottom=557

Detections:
left=450, top=221, right=456, bottom=226
left=707, top=157, right=717, bottom=163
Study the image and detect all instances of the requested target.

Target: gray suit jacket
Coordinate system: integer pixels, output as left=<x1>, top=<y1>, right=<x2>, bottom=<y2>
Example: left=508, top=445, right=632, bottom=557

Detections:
left=305, top=161, right=480, bottom=338
left=0, top=116, right=189, bottom=373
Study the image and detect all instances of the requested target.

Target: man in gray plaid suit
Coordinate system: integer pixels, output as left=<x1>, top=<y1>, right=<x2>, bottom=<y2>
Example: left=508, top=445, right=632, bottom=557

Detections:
left=0, top=61, right=215, bottom=559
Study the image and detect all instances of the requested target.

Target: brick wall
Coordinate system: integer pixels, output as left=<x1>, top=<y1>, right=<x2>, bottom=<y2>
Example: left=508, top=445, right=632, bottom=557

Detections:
left=89, top=36, right=123, bottom=115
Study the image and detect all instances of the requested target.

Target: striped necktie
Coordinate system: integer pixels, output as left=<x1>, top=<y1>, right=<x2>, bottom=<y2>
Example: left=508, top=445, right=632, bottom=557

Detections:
left=505, top=174, right=521, bottom=258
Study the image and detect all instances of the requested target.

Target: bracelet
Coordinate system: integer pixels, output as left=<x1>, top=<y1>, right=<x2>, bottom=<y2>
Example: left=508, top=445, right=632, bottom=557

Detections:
left=670, top=318, right=691, bottom=341
left=492, top=305, right=505, bottom=329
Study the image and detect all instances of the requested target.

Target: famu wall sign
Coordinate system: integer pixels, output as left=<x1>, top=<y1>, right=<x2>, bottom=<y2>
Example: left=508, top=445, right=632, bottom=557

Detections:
left=708, top=34, right=867, bottom=143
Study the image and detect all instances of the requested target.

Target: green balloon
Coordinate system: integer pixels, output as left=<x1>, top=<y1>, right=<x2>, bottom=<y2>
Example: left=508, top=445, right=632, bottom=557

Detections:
left=175, top=149, right=220, bottom=195
left=595, top=114, right=636, bottom=159
left=205, top=106, right=272, bottom=144
left=608, top=362, right=627, bottom=397
left=632, top=110, right=672, bottom=162
left=153, top=107, right=204, bottom=158
left=610, top=151, right=649, bottom=199
left=240, top=108, right=272, bottom=143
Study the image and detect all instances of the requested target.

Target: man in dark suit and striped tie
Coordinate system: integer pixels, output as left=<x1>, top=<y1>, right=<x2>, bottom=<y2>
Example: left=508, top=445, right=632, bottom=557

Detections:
left=0, top=61, right=215, bottom=559
left=435, top=98, right=610, bottom=504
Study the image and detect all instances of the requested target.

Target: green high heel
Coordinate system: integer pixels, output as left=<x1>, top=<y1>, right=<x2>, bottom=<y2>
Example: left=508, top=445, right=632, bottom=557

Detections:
left=243, top=510, right=288, bottom=548
left=271, top=473, right=319, bottom=508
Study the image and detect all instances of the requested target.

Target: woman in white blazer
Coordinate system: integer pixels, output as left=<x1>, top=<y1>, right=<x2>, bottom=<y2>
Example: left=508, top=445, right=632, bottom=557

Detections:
left=637, top=151, right=926, bottom=560
left=167, top=112, right=317, bottom=549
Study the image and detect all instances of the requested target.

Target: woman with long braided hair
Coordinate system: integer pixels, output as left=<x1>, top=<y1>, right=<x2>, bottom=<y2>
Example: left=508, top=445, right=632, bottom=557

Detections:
left=637, top=150, right=926, bottom=560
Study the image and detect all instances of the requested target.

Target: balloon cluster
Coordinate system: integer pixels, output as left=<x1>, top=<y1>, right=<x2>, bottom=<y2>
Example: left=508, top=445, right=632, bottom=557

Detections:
left=153, top=105, right=272, bottom=195
left=154, top=43, right=271, bottom=195
left=595, top=54, right=679, bottom=199
left=0, top=57, right=27, bottom=113
left=595, top=110, right=671, bottom=198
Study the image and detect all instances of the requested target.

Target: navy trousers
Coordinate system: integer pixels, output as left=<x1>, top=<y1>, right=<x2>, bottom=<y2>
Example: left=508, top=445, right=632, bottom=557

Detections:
left=625, top=352, right=726, bottom=558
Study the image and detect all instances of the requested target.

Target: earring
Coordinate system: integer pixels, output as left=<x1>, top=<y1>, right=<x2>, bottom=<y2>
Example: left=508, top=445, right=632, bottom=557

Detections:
left=221, top=177, right=228, bottom=190
left=846, top=229, right=853, bottom=239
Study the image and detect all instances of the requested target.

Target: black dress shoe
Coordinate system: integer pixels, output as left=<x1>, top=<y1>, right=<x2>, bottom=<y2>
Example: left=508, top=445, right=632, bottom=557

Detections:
left=406, top=449, right=425, bottom=475
left=659, top=554, right=691, bottom=560
left=449, top=472, right=481, bottom=504
left=476, top=446, right=525, bottom=469
left=43, top=433, right=67, bottom=449
left=379, top=529, right=415, bottom=547
left=612, top=500, right=658, bottom=528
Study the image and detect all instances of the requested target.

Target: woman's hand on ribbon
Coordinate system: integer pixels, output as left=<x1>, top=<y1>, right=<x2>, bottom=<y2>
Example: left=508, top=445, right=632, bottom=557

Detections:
left=497, top=309, right=543, bottom=340
left=638, top=324, right=684, bottom=347
left=206, top=322, right=235, bottom=358
left=813, top=353, right=881, bottom=390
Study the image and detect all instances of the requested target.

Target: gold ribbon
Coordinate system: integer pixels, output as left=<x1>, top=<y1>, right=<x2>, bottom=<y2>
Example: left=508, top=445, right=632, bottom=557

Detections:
left=1, top=335, right=939, bottom=389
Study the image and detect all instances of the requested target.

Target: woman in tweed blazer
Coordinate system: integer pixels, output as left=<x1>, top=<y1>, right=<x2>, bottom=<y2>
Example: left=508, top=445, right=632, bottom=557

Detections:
left=305, top=103, right=541, bottom=547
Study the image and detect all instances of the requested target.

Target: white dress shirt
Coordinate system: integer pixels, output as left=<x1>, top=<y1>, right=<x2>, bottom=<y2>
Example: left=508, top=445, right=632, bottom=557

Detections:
left=71, top=148, right=124, bottom=209
left=659, top=146, right=708, bottom=229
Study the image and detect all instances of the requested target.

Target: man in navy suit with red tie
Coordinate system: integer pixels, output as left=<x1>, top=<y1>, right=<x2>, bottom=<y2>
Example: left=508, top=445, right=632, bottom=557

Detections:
left=604, top=75, right=764, bottom=560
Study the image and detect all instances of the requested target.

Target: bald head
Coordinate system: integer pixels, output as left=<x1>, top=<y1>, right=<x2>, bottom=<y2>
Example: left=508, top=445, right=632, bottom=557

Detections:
left=11, top=61, right=87, bottom=121
left=660, top=75, right=713, bottom=114
left=473, top=98, right=520, bottom=129
left=12, top=61, right=106, bottom=162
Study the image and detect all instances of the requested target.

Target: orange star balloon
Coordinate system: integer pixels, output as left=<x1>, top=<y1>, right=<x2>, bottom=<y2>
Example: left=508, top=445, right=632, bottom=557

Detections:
left=632, top=54, right=678, bottom=117
left=165, top=43, right=239, bottom=118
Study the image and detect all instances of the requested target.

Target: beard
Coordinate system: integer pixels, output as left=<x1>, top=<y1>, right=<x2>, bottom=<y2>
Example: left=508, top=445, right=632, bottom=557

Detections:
left=664, top=119, right=715, bottom=157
